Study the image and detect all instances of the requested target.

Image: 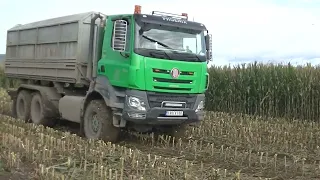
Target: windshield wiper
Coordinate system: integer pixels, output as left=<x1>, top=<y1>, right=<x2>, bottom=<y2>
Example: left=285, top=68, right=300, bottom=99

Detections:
left=192, top=54, right=202, bottom=61
left=169, top=50, right=202, bottom=62
left=141, top=35, right=174, bottom=50
left=149, top=49, right=171, bottom=60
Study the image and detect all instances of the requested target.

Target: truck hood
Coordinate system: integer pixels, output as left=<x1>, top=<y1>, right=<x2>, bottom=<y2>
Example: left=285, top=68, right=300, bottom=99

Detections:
left=143, top=57, right=206, bottom=94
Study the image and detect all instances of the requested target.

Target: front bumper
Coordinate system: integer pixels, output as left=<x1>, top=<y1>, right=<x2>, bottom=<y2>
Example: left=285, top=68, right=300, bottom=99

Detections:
left=122, top=90, right=205, bottom=125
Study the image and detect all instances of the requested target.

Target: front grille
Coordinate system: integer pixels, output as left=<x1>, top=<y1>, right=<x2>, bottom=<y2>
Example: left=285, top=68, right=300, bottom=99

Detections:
left=152, top=68, right=194, bottom=76
left=152, top=68, right=194, bottom=92
left=147, top=92, right=197, bottom=109
left=153, top=77, right=192, bottom=84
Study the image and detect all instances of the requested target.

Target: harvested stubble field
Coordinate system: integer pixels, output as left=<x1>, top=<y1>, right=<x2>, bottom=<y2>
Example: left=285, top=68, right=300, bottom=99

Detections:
left=1, top=88, right=320, bottom=180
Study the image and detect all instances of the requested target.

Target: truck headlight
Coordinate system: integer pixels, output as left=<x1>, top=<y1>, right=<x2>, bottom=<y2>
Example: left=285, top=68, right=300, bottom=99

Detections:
left=195, top=100, right=204, bottom=112
left=128, top=96, right=146, bottom=111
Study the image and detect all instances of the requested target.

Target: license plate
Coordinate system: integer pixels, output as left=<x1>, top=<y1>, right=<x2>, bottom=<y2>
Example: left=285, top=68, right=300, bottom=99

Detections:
left=165, top=111, right=183, bottom=116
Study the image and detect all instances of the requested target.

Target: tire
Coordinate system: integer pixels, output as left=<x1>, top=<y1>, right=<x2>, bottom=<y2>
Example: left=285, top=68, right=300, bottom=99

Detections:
left=30, top=92, right=53, bottom=126
left=83, top=100, right=120, bottom=143
left=15, top=90, right=32, bottom=122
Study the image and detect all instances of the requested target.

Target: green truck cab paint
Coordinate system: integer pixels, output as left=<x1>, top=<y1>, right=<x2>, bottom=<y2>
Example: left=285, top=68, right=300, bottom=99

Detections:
left=98, top=14, right=133, bottom=88
left=98, top=13, right=211, bottom=94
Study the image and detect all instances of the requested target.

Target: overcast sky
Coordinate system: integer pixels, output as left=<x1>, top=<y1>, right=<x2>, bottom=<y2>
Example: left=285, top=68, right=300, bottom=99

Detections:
left=0, top=0, right=319, bottom=66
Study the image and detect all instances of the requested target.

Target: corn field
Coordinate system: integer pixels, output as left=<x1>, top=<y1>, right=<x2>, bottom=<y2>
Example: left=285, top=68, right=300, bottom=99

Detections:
left=206, top=62, right=320, bottom=121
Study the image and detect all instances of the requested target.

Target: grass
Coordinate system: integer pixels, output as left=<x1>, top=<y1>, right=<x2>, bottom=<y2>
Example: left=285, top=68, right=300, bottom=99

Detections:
left=0, top=160, right=5, bottom=175
left=1, top=88, right=320, bottom=179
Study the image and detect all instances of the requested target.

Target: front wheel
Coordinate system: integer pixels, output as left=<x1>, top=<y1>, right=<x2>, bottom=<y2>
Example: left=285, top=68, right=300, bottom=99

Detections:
left=83, top=100, right=120, bottom=143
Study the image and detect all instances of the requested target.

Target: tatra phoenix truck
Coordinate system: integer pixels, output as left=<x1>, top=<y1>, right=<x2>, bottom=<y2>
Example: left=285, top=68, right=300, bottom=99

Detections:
left=4, top=5, right=212, bottom=142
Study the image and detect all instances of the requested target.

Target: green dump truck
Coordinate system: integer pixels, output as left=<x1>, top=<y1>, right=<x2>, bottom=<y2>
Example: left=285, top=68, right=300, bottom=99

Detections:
left=4, top=5, right=212, bottom=142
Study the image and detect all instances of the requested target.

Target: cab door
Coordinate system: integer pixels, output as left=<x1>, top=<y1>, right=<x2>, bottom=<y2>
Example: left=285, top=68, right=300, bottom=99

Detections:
left=97, top=15, right=133, bottom=87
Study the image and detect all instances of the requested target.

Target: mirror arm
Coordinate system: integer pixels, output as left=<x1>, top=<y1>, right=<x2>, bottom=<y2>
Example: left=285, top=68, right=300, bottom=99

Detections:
left=205, top=33, right=212, bottom=61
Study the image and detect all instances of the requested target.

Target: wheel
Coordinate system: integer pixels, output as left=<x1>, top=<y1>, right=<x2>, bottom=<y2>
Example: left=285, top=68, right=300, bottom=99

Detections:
left=83, top=99, right=120, bottom=143
left=15, top=90, right=32, bottom=122
left=30, top=92, right=53, bottom=126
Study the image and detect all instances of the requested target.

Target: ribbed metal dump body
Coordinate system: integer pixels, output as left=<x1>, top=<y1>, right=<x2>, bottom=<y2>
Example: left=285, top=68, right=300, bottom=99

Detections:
left=4, top=12, right=104, bottom=85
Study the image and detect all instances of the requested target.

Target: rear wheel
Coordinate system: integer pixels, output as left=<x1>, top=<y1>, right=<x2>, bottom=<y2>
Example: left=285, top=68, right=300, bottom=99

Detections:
left=83, top=100, right=120, bottom=143
left=16, top=90, right=32, bottom=122
left=30, top=92, right=53, bottom=127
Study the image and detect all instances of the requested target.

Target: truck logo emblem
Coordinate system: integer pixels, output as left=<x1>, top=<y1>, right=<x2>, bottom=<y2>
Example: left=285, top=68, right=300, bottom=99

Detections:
left=170, top=68, right=180, bottom=78
left=162, top=17, right=187, bottom=24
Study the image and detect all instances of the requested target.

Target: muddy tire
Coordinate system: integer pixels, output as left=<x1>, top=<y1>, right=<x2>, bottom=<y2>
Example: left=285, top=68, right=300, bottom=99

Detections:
left=30, top=92, right=53, bottom=127
left=83, top=100, right=120, bottom=143
left=16, top=90, right=32, bottom=122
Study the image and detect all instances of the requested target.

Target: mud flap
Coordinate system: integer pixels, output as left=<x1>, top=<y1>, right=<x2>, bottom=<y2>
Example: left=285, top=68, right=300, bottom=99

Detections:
left=6, top=89, right=17, bottom=118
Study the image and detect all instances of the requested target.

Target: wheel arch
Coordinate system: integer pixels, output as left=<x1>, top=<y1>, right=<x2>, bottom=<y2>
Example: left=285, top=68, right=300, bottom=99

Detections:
left=82, top=91, right=104, bottom=117
left=81, top=76, right=124, bottom=118
left=79, top=75, right=126, bottom=134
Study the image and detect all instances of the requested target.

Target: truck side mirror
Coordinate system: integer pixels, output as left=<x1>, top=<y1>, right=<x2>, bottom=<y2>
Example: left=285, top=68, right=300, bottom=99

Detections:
left=205, top=34, right=212, bottom=61
left=112, top=20, right=128, bottom=52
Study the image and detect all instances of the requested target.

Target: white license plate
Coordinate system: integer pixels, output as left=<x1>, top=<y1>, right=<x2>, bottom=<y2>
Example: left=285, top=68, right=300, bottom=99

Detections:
left=165, top=111, right=183, bottom=116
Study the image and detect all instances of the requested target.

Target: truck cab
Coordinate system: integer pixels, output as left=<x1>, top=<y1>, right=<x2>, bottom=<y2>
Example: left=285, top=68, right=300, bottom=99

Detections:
left=86, top=7, right=212, bottom=136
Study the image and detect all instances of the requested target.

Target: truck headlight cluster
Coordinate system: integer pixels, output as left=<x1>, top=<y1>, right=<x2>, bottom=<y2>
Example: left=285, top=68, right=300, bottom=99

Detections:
left=195, top=100, right=204, bottom=112
left=128, top=96, right=146, bottom=111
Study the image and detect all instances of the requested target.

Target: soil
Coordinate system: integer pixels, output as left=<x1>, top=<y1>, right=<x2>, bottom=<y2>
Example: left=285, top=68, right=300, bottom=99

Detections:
left=0, top=158, right=37, bottom=180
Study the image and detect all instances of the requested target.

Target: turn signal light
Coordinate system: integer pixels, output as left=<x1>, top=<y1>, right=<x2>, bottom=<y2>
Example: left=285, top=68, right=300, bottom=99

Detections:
left=134, top=5, right=141, bottom=14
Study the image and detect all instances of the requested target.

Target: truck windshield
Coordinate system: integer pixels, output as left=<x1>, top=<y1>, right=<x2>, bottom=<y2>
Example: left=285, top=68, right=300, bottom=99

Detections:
left=134, top=22, right=206, bottom=56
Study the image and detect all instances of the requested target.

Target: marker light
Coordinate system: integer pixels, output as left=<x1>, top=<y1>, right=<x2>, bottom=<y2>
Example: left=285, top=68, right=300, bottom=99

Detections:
left=134, top=5, right=141, bottom=14
left=182, top=13, right=188, bottom=17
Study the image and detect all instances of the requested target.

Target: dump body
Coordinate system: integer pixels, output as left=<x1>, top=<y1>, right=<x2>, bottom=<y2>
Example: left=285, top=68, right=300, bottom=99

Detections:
left=4, top=12, right=104, bottom=85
